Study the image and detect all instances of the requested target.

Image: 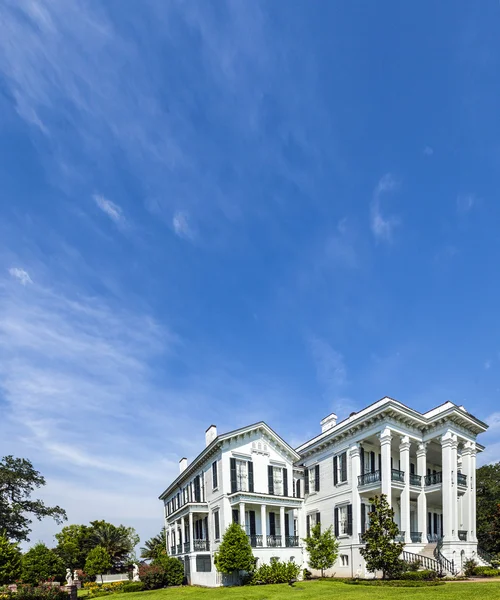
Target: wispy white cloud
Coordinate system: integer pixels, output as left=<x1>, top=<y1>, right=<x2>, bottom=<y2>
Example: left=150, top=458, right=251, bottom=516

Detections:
left=8, top=267, right=33, bottom=285
left=423, top=146, right=434, bottom=156
left=172, top=211, right=195, bottom=241
left=370, top=173, right=400, bottom=243
left=93, top=194, right=125, bottom=225
left=457, top=193, right=478, bottom=214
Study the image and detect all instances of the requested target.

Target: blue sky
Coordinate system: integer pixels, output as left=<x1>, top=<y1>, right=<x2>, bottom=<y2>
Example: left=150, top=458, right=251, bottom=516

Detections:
left=1, top=0, right=500, bottom=549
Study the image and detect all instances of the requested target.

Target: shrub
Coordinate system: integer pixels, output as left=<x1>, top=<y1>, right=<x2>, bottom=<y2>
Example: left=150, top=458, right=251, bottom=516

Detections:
left=84, top=547, right=112, bottom=583
left=344, top=579, right=445, bottom=587
left=2, top=584, right=69, bottom=600
left=214, top=523, right=254, bottom=575
left=121, top=582, right=145, bottom=593
left=303, top=568, right=312, bottom=580
left=151, top=554, right=184, bottom=586
left=21, top=544, right=65, bottom=585
left=404, top=559, right=422, bottom=572
left=400, top=569, right=438, bottom=581
left=463, top=558, right=477, bottom=577
left=249, top=559, right=301, bottom=585
left=0, top=535, right=22, bottom=585
left=474, top=566, right=499, bottom=577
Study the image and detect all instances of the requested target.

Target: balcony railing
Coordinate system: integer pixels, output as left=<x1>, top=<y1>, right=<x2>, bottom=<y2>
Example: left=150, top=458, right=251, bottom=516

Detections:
left=458, top=530, right=467, bottom=541
left=170, top=546, right=176, bottom=555
left=193, top=539, right=210, bottom=551
left=457, top=473, right=467, bottom=487
left=425, top=472, right=442, bottom=486
left=427, top=533, right=443, bottom=543
left=286, top=536, right=299, bottom=547
left=410, top=473, right=422, bottom=486
left=410, top=532, right=422, bottom=543
left=183, top=542, right=190, bottom=553
left=391, top=469, right=405, bottom=483
left=247, top=535, right=263, bottom=548
left=267, top=534, right=282, bottom=547
left=395, top=532, right=405, bottom=543
left=358, top=470, right=381, bottom=486
left=176, top=544, right=182, bottom=554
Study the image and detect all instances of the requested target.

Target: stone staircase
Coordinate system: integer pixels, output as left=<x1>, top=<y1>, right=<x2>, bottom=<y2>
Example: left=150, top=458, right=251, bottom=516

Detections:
left=419, top=542, right=437, bottom=560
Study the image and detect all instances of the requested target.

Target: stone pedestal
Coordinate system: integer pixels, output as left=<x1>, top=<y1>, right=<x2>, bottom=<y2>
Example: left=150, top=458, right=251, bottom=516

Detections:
left=66, top=584, right=77, bottom=600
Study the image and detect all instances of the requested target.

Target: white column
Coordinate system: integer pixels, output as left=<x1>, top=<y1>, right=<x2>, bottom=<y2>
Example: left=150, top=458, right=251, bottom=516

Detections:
left=399, top=436, right=411, bottom=544
left=461, top=442, right=472, bottom=541
left=261, top=504, right=267, bottom=547
left=417, top=443, right=427, bottom=542
left=188, top=512, right=194, bottom=552
left=280, top=506, right=286, bottom=548
left=441, top=431, right=456, bottom=541
left=380, top=427, right=392, bottom=505
left=451, top=435, right=458, bottom=540
left=470, top=443, right=477, bottom=542
left=180, top=516, right=185, bottom=550
left=350, top=443, right=361, bottom=542
left=239, top=502, right=246, bottom=532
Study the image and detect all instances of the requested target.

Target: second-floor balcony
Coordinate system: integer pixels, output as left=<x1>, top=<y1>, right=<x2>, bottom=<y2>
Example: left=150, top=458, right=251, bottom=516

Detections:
left=458, top=530, right=468, bottom=541
left=425, top=472, right=442, bottom=486
left=170, top=545, right=176, bottom=555
left=391, top=469, right=405, bottom=483
left=248, top=534, right=263, bottom=548
left=457, top=473, right=467, bottom=487
left=286, top=535, right=299, bottom=547
left=410, top=532, right=422, bottom=543
left=267, top=534, right=282, bottom=547
left=183, top=542, right=190, bottom=553
left=176, top=544, right=182, bottom=554
left=410, top=473, right=422, bottom=486
left=358, top=470, right=381, bottom=487
left=193, top=539, right=210, bottom=551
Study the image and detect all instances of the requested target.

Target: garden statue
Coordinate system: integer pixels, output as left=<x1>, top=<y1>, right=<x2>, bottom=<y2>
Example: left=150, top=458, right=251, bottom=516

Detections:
left=132, top=563, right=140, bottom=581
left=66, top=568, right=73, bottom=586
left=73, top=570, right=79, bottom=582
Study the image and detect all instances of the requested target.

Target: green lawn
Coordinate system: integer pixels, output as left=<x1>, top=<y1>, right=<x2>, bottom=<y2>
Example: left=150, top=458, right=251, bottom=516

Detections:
left=87, top=579, right=500, bottom=600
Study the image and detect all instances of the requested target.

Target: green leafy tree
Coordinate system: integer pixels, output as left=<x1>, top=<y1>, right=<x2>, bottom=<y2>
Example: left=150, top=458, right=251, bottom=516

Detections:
left=214, top=522, right=254, bottom=574
left=477, top=462, right=500, bottom=554
left=0, top=456, right=67, bottom=542
left=21, top=542, right=65, bottom=585
left=54, top=524, right=91, bottom=570
left=152, top=553, right=184, bottom=585
left=360, top=494, right=404, bottom=579
left=302, top=523, right=339, bottom=577
left=88, top=521, right=139, bottom=569
left=85, top=546, right=112, bottom=583
left=140, top=528, right=166, bottom=561
left=0, top=534, right=22, bottom=585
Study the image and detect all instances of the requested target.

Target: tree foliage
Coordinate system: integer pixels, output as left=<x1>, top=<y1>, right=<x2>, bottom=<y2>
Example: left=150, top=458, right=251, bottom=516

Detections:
left=0, top=534, right=22, bottom=585
left=84, top=546, right=112, bottom=583
left=140, top=528, right=166, bottom=561
left=302, top=523, right=339, bottom=577
left=21, top=542, right=65, bottom=585
left=0, top=456, right=67, bottom=543
left=54, top=524, right=90, bottom=570
left=87, top=521, right=139, bottom=570
left=214, top=522, right=254, bottom=574
left=477, top=462, right=500, bottom=555
left=360, top=494, right=404, bottom=579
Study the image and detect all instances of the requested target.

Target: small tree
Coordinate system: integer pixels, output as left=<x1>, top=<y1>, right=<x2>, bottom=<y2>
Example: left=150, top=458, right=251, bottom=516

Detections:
left=21, top=542, right=65, bottom=584
left=0, top=534, right=22, bottom=585
left=360, top=494, right=404, bottom=579
left=214, top=523, right=254, bottom=575
left=302, top=524, right=339, bottom=577
left=84, top=545, right=112, bottom=583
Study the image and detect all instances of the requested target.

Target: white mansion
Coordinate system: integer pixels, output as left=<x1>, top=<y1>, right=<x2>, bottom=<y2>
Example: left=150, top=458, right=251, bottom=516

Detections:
left=159, top=396, right=488, bottom=586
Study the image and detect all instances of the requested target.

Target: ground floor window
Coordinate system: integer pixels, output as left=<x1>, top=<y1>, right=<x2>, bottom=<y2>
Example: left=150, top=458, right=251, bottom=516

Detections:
left=196, top=554, right=212, bottom=572
left=340, top=554, right=349, bottom=566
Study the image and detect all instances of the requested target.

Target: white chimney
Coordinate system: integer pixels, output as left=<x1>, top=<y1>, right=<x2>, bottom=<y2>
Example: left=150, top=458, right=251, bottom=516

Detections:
left=320, top=413, right=337, bottom=433
left=205, top=424, right=217, bottom=446
left=179, top=457, right=187, bottom=473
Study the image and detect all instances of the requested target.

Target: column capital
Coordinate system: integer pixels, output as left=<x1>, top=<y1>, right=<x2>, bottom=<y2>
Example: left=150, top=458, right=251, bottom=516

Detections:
left=379, top=427, right=392, bottom=443
left=399, top=435, right=411, bottom=451
left=440, top=430, right=455, bottom=448
left=350, top=443, right=361, bottom=457
left=416, top=442, right=427, bottom=456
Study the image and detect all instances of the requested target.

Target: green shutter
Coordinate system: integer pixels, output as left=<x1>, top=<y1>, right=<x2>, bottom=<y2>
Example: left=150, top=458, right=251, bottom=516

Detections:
left=333, top=455, right=338, bottom=485
left=248, top=461, right=254, bottom=492
left=283, top=468, right=288, bottom=496
left=304, top=468, right=309, bottom=495
left=268, top=465, right=274, bottom=494
left=315, top=464, right=320, bottom=491
left=230, top=458, right=237, bottom=493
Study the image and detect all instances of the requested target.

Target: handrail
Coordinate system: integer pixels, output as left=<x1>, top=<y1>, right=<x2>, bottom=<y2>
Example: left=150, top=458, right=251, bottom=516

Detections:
left=477, top=546, right=494, bottom=566
left=434, top=538, right=455, bottom=575
left=425, top=472, right=443, bottom=486
left=402, top=550, right=439, bottom=572
left=391, top=469, right=405, bottom=483
left=457, top=473, right=467, bottom=486
left=410, top=473, right=422, bottom=486
left=358, top=470, right=381, bottom=486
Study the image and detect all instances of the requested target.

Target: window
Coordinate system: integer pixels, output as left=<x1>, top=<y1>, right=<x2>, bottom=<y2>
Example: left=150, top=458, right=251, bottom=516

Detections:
left=230, top=458, right=254, bottom=493
left=307, top=464, right=320, bottom=493
left=334, top=452, right=347, bottom=485
left=341, top=554, right=349, bottom=567
left=213, top=510, right=220, bottom=540
left=335, top=505, right=353, bottom=537
left=196, top=555, right=211, bottom=572
left=306, top=512, right=320, bottom=537
left=212, top=461, right=218, bottom=489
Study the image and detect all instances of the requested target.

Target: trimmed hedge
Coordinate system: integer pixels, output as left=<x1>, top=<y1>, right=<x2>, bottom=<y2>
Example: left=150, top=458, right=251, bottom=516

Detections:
left=344, top=579, right=445, bottom=587
left=473, top=566, right=499, bottom=578
left=400, top=569, right=438, bottom=581
left=249, top=559, right=301, bottom=585
left=120, top=582, right=145, bottom=593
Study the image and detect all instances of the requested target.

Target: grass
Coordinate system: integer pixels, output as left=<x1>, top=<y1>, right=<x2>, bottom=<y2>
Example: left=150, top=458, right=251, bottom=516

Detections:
left=82, top=579, right=500, bottom=600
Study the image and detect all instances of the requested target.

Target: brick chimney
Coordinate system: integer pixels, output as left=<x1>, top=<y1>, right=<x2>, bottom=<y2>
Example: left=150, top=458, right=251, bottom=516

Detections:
left=205, top=424, right=217, bottom=446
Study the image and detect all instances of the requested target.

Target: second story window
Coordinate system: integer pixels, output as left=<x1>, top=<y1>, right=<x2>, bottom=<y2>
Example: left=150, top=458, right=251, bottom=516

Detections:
left=334, top=452, right=348, bottom=485
left=212, top=461, right=218, bottom=490
left=268, top=466, right=289, bottom=496
left=230, top=457, right=254, bottom=493
left=304, top=465, right=320, bottom=494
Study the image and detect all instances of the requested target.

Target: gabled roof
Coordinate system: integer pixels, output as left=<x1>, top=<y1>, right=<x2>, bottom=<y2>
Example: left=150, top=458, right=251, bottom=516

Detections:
left=296, top=396, right=488, bottom=456
left=158, top=421, right=300, bottom=500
